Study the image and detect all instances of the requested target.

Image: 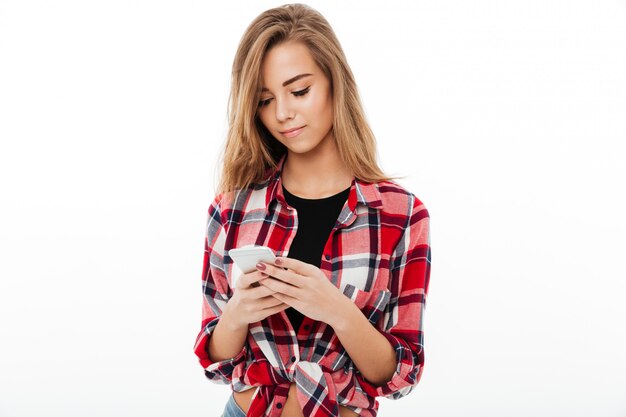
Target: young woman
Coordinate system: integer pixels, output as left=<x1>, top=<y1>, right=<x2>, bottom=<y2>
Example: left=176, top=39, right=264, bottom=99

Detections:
left=193, top=4, right=432, bottom=417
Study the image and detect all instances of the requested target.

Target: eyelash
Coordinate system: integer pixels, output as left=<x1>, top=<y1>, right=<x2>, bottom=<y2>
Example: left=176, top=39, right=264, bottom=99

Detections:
left=258, top=86, right=311, bottom=107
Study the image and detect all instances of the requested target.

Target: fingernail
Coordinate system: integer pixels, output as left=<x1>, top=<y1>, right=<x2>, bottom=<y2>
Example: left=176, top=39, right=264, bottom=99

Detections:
left=256, top=262, right=266, bottom=270
left=275, top=258, right=283, bottom=265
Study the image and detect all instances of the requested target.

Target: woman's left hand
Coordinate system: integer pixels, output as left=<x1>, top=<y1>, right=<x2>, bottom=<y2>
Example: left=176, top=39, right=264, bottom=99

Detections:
left=255, top=256, right=348, bottom=326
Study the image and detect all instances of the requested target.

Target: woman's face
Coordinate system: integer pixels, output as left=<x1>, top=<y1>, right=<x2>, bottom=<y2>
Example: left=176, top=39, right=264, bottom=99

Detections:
left=256, top=41, right=334, bottom=155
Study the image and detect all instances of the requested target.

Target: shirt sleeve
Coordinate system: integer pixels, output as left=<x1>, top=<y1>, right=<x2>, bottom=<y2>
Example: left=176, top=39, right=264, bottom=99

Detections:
left=192, top=194, right=247, bottom=384
left=356, top=194, right=431, bottom=399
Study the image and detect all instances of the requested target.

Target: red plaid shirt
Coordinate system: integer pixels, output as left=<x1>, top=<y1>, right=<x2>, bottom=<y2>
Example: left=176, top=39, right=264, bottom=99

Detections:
left=193, top=154, right=431, bottom=417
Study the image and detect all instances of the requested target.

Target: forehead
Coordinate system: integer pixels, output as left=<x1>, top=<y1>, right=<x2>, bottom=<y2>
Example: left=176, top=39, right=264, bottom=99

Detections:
left=260, top=41, right=318, bottom=84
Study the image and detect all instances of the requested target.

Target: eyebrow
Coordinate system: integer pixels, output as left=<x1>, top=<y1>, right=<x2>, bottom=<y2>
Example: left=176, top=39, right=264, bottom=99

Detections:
left=261, top=73, right=313, bottom=92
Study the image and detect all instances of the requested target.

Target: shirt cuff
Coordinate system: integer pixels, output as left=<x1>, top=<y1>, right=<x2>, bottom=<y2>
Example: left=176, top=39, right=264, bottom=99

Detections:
left=356, top=331, right=423, bottom=399
left=194, top=318, right=248, bottom=384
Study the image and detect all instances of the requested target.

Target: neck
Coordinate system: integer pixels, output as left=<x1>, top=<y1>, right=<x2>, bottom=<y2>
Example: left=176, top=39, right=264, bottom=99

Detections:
left=281, top=140, right=353, bottom=199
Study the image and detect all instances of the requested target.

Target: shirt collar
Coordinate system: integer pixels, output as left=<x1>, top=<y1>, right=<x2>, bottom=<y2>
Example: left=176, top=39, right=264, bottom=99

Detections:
left=263, top=153, right=383, bottom=214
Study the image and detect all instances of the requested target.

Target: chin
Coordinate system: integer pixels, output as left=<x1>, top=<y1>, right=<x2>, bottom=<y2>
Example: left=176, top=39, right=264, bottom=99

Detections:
left=285, top=145, right=314, bottom=155
left=283, top=134, right=330, bottom=155
left=286, top=140, right=324, bottom=155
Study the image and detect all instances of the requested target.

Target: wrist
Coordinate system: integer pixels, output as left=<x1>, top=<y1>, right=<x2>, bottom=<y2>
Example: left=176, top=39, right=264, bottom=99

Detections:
left=221, top=303, right=247, bottom=332
left=330, top=294, right=358, bottom=332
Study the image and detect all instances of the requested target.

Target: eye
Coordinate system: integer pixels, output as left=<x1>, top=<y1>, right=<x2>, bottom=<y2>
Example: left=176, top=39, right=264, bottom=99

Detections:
left=257, top=86, right=311, bottom=108
left=258, top=98, right=272, bottom=107
left=293, top=86, right=311, bottom=97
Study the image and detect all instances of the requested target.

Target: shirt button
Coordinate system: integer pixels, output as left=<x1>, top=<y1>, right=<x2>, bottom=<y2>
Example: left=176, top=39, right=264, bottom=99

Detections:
left=324, top=254, right=330, bottom=260
left=277, top=403, right=283, bottom=409
left=303, top=324, right=310, bottom=331
left=290, top=356, right=296, bottom=363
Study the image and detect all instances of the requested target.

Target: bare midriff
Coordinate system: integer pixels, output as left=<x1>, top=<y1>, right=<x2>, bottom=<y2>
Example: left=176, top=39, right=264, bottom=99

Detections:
left=233, top=383, right=359, bottom=417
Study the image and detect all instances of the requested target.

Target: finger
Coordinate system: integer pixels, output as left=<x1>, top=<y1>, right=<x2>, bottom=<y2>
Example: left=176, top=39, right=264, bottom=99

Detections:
left=260, top=276, right=299, bottom=298
left=259, top=295, right=286, bottom=309
left=236, top=270, right=267, bottom=289
left=269, top=290, right=297, bottom=305
left=257, top=262, right=304, bottom=287
left=248, top=283, right=279, bottom=298
left=261, top=301, right=290, bottom=314
left=274, top=256, right=319, bottom=277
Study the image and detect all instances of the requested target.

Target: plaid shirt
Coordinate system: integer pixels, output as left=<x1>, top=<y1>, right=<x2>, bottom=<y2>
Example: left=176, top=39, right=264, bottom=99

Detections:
left=193, top=154, right=431, bottom=417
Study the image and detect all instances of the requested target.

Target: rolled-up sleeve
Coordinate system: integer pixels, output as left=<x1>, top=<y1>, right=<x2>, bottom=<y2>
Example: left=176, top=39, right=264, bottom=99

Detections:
left=192, top=194, right=246, bottom=384
left=357, top=195, right=431, bottom=399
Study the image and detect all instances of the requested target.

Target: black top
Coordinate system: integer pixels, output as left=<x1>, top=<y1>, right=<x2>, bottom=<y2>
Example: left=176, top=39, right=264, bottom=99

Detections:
left=282, top=182, right=351, bottom=334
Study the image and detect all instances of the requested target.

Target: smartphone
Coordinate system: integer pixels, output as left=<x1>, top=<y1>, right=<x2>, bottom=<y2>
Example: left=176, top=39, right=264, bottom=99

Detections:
left=229, top=245, right=277, bottom=274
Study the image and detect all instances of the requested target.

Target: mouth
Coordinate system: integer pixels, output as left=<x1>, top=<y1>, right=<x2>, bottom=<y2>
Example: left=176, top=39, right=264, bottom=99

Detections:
left=279, top=125, right=306, bottom=134
left=280, top=125, right=306, bottom=138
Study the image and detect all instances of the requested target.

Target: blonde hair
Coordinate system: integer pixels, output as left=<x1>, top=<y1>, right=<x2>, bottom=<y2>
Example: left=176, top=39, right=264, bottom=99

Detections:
left=216, top=3, right=402, bottom=194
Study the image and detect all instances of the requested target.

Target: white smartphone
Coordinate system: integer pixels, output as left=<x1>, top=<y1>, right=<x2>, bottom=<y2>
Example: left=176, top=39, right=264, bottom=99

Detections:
left=228, top=245, right=277, bottom=274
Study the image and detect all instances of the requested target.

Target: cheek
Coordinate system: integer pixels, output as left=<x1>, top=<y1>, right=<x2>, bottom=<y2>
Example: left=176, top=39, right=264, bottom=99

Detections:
left=310, top=92, right=333, bottom=125
left=318, top=97, right=333, bottom=129
left=257, top=111, right=276, bottom=134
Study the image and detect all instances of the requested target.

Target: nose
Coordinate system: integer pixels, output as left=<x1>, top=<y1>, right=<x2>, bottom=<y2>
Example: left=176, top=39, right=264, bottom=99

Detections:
left=274, top=96, right=294, bottom=122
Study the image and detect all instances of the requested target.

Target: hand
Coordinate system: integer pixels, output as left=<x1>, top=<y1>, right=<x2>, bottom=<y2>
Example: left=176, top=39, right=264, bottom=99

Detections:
left=224, top=268, right=290, bottom=328
left=255, top=257, right=347, bottom=326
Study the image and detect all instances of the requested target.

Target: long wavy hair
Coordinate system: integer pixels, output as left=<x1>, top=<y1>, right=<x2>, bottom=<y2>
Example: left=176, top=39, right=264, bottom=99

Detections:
left=215, top=3, right=401, bottom=195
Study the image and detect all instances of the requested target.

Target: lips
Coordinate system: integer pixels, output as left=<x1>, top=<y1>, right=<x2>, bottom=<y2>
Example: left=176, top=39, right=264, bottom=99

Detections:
left=280, top=125, right=305, bottom=134
left=280, top=125, right=306, bottom=138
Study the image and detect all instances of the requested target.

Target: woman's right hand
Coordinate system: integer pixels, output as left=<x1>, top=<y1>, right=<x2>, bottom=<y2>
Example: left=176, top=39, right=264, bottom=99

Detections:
left=224, top=269, right=290, bottom=328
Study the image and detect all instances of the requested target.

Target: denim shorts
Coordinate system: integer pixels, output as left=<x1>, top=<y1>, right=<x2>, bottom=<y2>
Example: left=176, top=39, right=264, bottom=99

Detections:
left=220, top=392, right=247, bottom=417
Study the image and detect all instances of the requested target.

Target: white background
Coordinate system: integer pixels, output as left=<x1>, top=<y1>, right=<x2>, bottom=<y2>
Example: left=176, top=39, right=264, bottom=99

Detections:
left=1, top=1, right=625, bottom=416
